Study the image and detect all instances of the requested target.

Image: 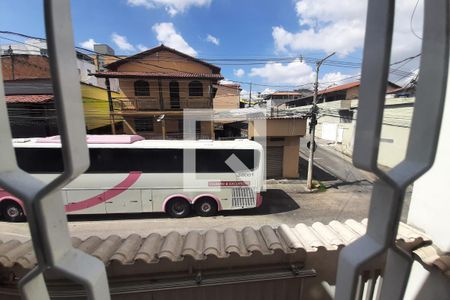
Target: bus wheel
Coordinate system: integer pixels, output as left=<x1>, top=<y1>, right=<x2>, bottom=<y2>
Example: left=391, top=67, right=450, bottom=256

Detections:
left=166, top=198, right=191, bottom=218
left=194, top=197, right=218, bottom=217
left=2, top=201, right=25, bottom=222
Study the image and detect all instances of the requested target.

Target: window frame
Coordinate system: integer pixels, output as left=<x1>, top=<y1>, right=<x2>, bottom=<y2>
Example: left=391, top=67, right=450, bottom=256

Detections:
left=134, top=80, right=150, bottom=97
left=188, top=80, right=203, bottom=97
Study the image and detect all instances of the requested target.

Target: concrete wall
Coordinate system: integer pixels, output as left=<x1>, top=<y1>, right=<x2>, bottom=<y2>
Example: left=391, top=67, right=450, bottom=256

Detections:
left=249, top=118, right=306, bottom=178
left=213, top=85, right=240, bottom=110
left=309, top=98, right=414, bottom=168
left=249, top=118, right=306, bottom=138
left=404, top=69, right=450, bottom=300
left=282, top=136, right=301, bottom=178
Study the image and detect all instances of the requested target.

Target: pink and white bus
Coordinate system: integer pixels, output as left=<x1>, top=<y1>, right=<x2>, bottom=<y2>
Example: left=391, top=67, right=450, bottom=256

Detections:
left=0, top=135, right=264, bottom=221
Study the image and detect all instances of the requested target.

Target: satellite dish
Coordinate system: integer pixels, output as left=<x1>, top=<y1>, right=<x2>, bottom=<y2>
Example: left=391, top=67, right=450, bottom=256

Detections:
left=156, top=114, right=165, bottom=122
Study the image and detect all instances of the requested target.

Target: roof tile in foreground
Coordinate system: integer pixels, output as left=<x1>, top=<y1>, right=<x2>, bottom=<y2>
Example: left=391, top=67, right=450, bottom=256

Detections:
left=0, top=219, right=444, bottom=276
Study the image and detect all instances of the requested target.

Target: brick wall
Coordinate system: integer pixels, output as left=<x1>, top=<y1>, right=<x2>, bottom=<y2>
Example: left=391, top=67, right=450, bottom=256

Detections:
left=1, top=55, right=51, bottom=80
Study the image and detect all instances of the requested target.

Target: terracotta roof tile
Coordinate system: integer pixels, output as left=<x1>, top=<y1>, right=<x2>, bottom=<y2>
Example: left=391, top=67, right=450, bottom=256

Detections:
left=0, top=220, right=434, bottom=271
left=5, top=94, right=53, bottom=104
left=91, top=235, right=122, bottom=264
left=319, top=81, right=360, bottom=95
left=135, top=233, right=162, bottom=263
left=93, top=71, right=223, bottom=80
left=105, top=44, right=221, bottom=73
left=182, top=231, right=203, bottom=259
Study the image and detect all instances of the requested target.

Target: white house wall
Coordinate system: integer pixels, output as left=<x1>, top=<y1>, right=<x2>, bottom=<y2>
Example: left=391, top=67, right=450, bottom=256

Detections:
left=404, top=63, right=450, bottom=300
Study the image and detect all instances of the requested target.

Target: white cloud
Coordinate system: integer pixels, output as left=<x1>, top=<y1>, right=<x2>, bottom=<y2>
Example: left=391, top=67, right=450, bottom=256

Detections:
left=249, top=59, right=356, bottom=88
left=319, top=72, right=357, bottom=89
left=152, top=22, right=197, bottom=56
left=274, top=0, right=423, bottom=61
left=206, top=34, right=220, bottom=46
left=233, top=68, right=245, bottom=78
left=80, top=38, right=97, bottom=50
left=260, top=88, right=275, bottom=95
left=127, top=0, right=212, bottom=16
left=137, top=44, right=149, bottom=52
left=249, top=59, right=315, bottom=86
left=220, top=79, right=235, bottom=85
left=111, top=33, right=136, bottom=52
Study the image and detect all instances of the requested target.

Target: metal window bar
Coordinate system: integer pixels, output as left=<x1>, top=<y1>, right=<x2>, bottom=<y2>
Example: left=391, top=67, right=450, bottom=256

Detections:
left=0, top=1, right=109, bottom=299
left=335, top=0, right=449, bottom=299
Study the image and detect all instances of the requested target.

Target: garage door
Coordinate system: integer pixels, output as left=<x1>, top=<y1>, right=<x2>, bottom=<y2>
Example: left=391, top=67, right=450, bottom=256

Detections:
left=266, top=146, right=283, bottom=178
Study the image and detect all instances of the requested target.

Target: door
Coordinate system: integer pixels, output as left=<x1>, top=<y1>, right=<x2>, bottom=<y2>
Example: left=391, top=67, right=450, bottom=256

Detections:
left=169, top=81, right=180, bottom=108
left=266, top=146, right=283, bottom=178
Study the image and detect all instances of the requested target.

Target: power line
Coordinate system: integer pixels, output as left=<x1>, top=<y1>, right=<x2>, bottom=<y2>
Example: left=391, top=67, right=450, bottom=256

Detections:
left=1, top=31, right=420, bottom=90
left=410, top=0, right=423, bottom=40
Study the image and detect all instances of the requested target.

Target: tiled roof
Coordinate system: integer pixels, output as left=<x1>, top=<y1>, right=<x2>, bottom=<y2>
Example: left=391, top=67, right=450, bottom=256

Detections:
left=104, top=44, right=221, bottom=73
left=0, top=219, right=434, bottom=270
left=317, top=81, right=401, bottom=95
left=93, top=71, right=224, bottom=80
left=5, top=94, right=54, bottom=104
left=271, top=91, right=302, bottom=96
left=319, top=82, right=361, bottom=95
left=413, top=245, right=450, bottom=277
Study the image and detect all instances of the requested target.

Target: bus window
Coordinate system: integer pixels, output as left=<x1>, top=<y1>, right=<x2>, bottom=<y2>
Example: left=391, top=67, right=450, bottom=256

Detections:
left=88, top=148, right=183, bottom=173
left=195, top=149, right=259, bottom=173
left=15, top=148, right=64, bottom=173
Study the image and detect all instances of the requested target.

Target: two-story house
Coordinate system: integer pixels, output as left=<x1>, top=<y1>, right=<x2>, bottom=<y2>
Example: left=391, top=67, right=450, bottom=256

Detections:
left=94, top=44, right=224, bottom=139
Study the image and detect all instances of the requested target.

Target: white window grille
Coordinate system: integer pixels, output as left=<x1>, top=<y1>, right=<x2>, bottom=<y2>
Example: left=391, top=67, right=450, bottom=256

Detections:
left=0, top=0, right=109, bottom=299
left=334, top=0, right=449, bottom=299
left=0, top=0, right=448, bottom=299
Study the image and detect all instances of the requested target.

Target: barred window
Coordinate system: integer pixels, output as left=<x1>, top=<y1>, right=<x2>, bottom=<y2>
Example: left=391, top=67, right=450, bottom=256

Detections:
left=134, top=80, right=150, bottom=96
left=189, top=81, right=203, bottom=97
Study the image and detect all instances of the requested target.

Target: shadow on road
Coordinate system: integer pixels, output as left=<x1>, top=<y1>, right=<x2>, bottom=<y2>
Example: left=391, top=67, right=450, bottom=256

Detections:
left=325, top=179, right=373, bottom=189
left=298, top=156, right=338, bottom=181
left=67, top=189, right=299, bottom=222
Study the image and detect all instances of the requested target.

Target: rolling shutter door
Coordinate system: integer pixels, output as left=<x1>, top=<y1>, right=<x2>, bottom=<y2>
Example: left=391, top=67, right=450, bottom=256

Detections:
left=266, top=146, right=283, bottom=178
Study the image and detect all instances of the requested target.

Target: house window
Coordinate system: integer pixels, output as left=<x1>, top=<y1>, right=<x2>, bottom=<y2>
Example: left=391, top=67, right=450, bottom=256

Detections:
left=134, top=118, right=153, bottom=132
left=134, top=80, right=150, bottom=96
left=189, top=81, right=203, bottom=97
left=339, top=110, right=354, bottom=123
left=170, top=81, right=180, bottom=108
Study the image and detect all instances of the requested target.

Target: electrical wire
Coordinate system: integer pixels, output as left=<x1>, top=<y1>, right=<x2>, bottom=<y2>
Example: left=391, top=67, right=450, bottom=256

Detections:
left=410, top=0, right=423, bottom=40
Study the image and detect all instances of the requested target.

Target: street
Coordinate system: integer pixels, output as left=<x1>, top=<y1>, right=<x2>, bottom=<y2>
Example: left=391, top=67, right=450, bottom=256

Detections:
left=0, top=138, right=388, bottom=242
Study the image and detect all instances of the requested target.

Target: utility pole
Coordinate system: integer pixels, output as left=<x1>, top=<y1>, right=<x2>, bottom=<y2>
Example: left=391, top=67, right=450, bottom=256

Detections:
left=249, top=82, right=252, bottom=107
left=306, top=52, right=335, bottom=190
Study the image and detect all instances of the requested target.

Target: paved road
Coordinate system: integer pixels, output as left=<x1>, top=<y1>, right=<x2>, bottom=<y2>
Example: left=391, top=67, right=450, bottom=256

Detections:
left=299, top=137, right=375, bottom=184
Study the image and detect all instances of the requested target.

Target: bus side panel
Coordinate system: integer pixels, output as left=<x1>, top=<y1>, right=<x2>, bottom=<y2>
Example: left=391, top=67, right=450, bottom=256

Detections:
left=141, top=189, right=152, bottom=212
left=65, top=189, right=106, bottom=214
left=105, top=189, right=141, bottom=214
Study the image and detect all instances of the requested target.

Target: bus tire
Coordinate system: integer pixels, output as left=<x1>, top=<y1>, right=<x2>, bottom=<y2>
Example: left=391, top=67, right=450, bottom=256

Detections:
left=194, top=197, right=218, bottom=217
left=1, top=200, right=25, bottom=222
left=166, top=198, right=191, bottom=218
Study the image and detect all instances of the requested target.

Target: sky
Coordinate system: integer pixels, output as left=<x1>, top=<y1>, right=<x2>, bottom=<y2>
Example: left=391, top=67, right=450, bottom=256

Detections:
left=0, top=0, right=423, bottom=95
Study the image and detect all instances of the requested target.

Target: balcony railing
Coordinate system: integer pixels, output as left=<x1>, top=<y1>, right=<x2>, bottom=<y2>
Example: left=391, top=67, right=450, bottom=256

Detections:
left=113, top=97, right=212, bottom=112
